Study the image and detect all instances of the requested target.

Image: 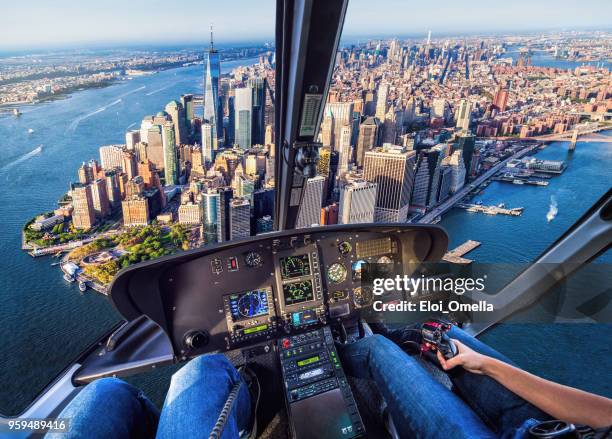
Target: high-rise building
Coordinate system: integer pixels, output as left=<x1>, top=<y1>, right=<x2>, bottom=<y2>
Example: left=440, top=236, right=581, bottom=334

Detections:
left=234, top=87, right=253, bottom=149
left=455, top=99, right=472, bottom=131
left=146, top=125, right=165, bottom=170
left=339, top=180, right=377, bottom=224
left=248, top=78, right=266, bottom=145
left=226, top=96, right=235, bottom=146
left=356, top=117, right=379, bottom=167
left=202, top=189, right=219, bottom=244
left=202, top=123, right=213, bottom=163
left=431, top=98, right=447, bottom=120
left=203, top=26, right=221, bottom=154
left=264, top=124, right=274, bottom=147
left=448, top=150, right=466, bottom=194
left=104, top=170, right=121, bottom=209
left=99, top=145, right=125, bottom=170
left=122, top=196, right=149, bottom=226
left=178, top=200, right=204, bottom=225
left=455, top=133, right=476, bottom=183
left=320, top=204, right=339, bottom=225
left=363, top=144, right=415, bottom=223
left=337, top=125, right=352, bottom=176
left=493, top=86, right=509, bottom=112
left=165, top=100, right=187, bottom=146
left=90, top=178, right=111, bottom=218
left=230, top=197, right=251, bottom=240
left=410, top=147, right=445, bottom=213
left=256, top=215, right=273, bottom=234
left=375, top=83, right=389, bottom=119
left=180, top=94, right=194, bottom=130
left=125, top=130, right=140, bottom=150
left=162, top=122, right=179, bottom=185
left=326, top=102, right=354, bottom=150
left=437, top=165, right=453, bottom=203
left=71, top=183, right=96, bottom=230
left=122, top=151, right=137, bottom=180
left=296, top=175, right=325, bottom=228
left=217, top=187, right=233, bottom=242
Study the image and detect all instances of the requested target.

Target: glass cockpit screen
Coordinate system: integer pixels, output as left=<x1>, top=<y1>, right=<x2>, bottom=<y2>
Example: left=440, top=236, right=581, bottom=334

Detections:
left=280, top=254, right=311, bottom=280
left=227, top=289, right=270, bottom=322
left=282, top=280, right=314, bottom=306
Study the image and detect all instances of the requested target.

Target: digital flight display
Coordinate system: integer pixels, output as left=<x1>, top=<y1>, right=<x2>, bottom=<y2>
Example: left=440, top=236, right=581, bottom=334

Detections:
left=283, top=279, right=314, bottom=306
left=280, top=254, right=311, bottom=280
left=227, top=289, right=269, bottom=322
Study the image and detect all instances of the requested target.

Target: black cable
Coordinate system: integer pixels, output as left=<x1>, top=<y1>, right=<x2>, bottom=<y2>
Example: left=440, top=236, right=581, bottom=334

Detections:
left=209, top=381, right=243, bottom=439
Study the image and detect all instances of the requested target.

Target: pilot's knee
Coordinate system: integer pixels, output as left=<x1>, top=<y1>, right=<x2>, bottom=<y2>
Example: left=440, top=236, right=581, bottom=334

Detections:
left=173, top=354, right=236, bottom=385
left=77, top=377, right=138, bottom=403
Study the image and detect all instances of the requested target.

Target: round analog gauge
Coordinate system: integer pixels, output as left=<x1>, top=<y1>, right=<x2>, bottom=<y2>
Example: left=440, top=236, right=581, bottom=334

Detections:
left=327, top=263, right=347, bottom=284
left=337, top=241, right=352, bottom=256
left=353, top=286, right=373, bottom=308
left=244, top=251, right=263, bottom=268
left=237, top=294, right=261, bottom=318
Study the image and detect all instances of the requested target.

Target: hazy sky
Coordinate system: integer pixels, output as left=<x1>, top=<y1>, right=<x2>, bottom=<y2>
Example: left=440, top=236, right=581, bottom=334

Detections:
left=1, top=0, right=611, bottom=50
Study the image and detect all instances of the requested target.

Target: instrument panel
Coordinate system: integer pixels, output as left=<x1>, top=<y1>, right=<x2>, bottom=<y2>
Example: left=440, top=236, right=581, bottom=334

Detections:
left=110, top=225, right=448, bottom=359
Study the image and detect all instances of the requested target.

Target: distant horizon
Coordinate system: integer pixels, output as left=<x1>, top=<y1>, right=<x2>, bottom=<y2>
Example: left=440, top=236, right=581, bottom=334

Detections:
left=2, top=0, right=611, bottom=52
left=1, top=27, right=611, bottom=57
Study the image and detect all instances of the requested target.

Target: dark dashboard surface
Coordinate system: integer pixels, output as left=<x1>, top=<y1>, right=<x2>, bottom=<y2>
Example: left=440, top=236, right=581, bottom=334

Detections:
left=109, top=224, right=448, bottom=359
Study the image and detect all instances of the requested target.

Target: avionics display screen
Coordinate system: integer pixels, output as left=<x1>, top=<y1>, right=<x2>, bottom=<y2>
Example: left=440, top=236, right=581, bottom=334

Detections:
left=227, top=289, right=269, bottom=322
left=297, top=356, right=320, bottom=367
left=280, top=254, right=311, bottom=279
left=282, top=280, right=314, bottom=306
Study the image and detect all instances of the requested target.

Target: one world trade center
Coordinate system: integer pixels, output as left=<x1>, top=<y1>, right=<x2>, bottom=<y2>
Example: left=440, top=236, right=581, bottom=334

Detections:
left=202, top=24, right=221, bottom=162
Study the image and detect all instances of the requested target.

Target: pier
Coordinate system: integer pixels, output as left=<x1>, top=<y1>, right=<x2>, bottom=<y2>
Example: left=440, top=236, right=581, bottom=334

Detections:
left=493, top=176, right=549, bottom=186
left=456, top=203, right=523, bottom=216
left=442, top=240, right=481, bottom=265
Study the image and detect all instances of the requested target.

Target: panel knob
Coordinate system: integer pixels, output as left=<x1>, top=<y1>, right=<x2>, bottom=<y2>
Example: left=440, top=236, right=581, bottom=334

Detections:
left=184, top=330, right=209, bottom=350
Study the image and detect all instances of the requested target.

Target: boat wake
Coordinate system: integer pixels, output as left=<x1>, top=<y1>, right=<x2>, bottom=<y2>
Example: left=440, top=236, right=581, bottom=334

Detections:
left=67, top=98, right=123, bottom=132
left=116, top=85, right=146, bottom=99
left=546, top=196, right=558, bottom=222
left=145, top=84, right=174, bottom=96
left=0, top=145, right=43, bottom=173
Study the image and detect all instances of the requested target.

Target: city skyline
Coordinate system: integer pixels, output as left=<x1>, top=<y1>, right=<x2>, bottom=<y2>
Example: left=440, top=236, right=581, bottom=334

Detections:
left=1, top=0, right=612, bottom=51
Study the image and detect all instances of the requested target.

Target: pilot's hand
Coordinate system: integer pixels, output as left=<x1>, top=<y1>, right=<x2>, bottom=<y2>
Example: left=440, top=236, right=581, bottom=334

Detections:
left=437, top=339, right=488, bottom=375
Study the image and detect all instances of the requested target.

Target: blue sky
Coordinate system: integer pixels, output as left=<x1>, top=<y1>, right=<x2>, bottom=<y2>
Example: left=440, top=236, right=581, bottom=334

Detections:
left=1, top=0, right=611, bottom=50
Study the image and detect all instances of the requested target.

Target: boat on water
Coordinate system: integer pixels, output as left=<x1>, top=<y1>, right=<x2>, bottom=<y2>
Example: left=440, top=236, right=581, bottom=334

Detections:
left=13, top=108, right=22, bottom=117
left=63, top=273, right=75, bottom=283
left=27, top=128, right=34, bottom=134
left=78, top=281, right=87, bottom=292
left=50, top=261, right=61, bottom=267
left=512, top=179, right=525, bottom=185
left=498, top=203, right=506, bottom=208
left=431, top=216, right=441, bottom=224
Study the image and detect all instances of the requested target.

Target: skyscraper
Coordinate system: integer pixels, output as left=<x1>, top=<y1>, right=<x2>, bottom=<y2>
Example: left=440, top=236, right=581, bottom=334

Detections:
left=448, top=150, right=466, bottom=194
left=248, top=78, right=266, bottom=145
left=203, top=25, right=222, bottom=155
left=337, top=125, right=352, bottom=176
left=339, top=180, right=377, bottom=224
left=410, top=146, right=445, bottom=213
left=363, top=145, right=416, bottom=223
left=493, top=86, right=509, bottom=112
left=326, top=102, right=354, bottom=150
left=217, top=187, right=233, bottom=242
left=356, top=117, right=379, bottom=167
left=165, top=100, right=187, bottom=146
left=90, top=178, right=111, bottom=218
left=375, top=83, right=388, bottom=120
left=71, top=183, right=96, bottom=230
left=202, top=189, right=219, bottom=244
left=234, top=87, right=253, bottom=149
left=296, top=175, right=325, bottom=228
left=180, top=94, right=194, bottom=130
left=230, top=198, right=251, bottom=240
left=162, top=122, right=179, bottom=185
left=455, top=99, right=472, bottom=131
left=455, top=133, right=476, bottom=183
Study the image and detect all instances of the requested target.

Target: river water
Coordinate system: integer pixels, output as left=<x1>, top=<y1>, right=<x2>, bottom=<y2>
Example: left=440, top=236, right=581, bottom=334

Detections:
left=0, top=54, right=610, bottom=414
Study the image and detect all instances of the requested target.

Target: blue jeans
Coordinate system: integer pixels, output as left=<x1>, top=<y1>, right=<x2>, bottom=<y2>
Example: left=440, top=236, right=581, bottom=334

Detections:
left=46, top=354, right=251, bottom=439
left=338, top=326, right=550, bottom=438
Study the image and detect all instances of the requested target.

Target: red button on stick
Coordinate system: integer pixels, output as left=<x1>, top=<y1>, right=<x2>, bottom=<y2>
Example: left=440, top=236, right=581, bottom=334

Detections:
left=282, top=338, right=290, bottom=349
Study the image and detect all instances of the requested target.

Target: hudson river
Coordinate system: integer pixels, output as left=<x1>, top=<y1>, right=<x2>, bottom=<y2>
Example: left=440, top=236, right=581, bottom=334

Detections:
left=0, top=55, right=610, bottom=414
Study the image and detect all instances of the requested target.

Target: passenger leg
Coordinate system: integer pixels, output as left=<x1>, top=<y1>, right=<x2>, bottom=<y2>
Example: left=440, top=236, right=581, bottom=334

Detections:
left=338, top=334, right=496, bottom=439
left=446, top=326, right=552, bottom=434
left=45, top=377, right=159, bottom=439
left=156, top=354, right=252, bottom=439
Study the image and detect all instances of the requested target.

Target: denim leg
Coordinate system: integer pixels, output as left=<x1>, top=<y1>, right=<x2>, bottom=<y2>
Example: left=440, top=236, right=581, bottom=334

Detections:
left=338, top=334, right=496, bottom=439
left=447, top=327, right=551, bottom=434
left=156, top=354, right=251, bottom=439
left=45, top=377, right=159, bottom=439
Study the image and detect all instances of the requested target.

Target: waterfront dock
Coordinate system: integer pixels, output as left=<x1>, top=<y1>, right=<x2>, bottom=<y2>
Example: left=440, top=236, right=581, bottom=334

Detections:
left=442, top=240, right=481, bottom=265
left=493, top=176, right=549, bottom=186
left=456, top=203, right=524, bottom=216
